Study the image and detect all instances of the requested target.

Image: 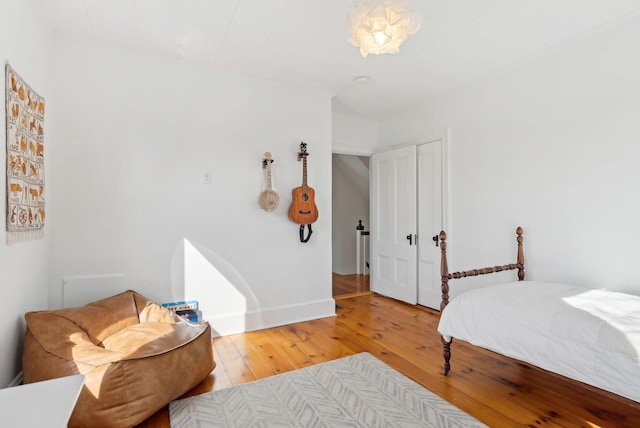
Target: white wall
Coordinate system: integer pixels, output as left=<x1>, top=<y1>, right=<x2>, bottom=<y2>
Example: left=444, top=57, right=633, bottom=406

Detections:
left=379, top=12, right=640, bottom=297
left=49, top=35, right=334, bottom=336
left=332, top=111, right=380, bottom=155
left=0, top=0, right=52, bottom=386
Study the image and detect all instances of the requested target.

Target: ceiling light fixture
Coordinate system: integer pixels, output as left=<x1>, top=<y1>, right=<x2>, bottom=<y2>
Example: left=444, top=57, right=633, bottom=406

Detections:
left=348, top=0, right=421, bottom=58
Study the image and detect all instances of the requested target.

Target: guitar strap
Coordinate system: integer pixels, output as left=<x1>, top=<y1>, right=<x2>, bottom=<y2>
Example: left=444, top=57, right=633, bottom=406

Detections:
left=299, top=224, right=313, bottom=243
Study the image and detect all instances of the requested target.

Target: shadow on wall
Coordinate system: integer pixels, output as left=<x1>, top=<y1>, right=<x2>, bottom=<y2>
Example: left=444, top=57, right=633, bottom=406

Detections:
left=170, top=238, right=261, bottom=337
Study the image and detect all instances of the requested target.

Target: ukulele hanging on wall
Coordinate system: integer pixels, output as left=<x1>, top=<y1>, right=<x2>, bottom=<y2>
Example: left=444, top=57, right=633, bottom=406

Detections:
left=259, top=152, right=280, bottom=212
left=288, top=142, right=318, bottom=243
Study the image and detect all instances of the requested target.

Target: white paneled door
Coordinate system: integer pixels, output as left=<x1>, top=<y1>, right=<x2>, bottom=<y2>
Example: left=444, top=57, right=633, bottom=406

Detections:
left=370, top=140, right=444, bottom=308
left=417, top=142, right=443, bottom=309
left=370, top=146, right=418, bottom=304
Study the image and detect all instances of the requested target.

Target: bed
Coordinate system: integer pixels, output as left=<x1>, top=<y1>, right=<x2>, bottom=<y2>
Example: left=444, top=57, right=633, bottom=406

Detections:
left=437, top=227, right=640, bottom=403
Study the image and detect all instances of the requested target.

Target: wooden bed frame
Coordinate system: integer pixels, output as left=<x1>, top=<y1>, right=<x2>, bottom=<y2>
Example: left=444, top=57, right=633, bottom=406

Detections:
left=439, top=226, right=525, bottom=375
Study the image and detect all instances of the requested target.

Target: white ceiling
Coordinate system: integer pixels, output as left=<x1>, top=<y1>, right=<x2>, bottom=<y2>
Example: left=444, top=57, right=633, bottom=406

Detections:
left=35, top=0, right=640, bottom=120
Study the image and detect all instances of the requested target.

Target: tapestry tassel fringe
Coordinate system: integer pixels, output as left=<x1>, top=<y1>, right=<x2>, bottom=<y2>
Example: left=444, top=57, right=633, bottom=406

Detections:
left=6, top=229, right=44, bottom=245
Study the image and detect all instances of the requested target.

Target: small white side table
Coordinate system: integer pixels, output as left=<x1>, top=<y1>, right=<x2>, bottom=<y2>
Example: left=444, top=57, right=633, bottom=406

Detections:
left=0, top=374, right=84, bottom=427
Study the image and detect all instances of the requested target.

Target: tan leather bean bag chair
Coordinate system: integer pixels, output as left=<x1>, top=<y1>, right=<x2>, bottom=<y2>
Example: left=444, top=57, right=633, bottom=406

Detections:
left=22, top=290, right=215, bottom=428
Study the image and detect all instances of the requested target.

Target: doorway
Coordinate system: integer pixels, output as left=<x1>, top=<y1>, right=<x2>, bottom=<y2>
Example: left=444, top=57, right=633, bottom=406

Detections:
left=331, top=153, right=371, bottom=297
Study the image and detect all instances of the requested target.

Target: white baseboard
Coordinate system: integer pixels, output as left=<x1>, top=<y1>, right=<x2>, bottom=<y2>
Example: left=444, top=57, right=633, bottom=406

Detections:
left=7, top=371, right=23, bottom=387
left=204, top=298, right=336, bottom=338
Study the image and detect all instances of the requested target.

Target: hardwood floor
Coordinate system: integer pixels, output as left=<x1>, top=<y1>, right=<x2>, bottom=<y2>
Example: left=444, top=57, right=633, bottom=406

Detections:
left=138, top=293, right=640, bottom=428
left=332, top=272, right=370, bottom=297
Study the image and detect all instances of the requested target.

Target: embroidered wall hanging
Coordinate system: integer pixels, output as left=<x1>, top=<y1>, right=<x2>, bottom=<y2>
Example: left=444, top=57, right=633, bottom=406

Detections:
left=5, top=64, right=45, bottom=243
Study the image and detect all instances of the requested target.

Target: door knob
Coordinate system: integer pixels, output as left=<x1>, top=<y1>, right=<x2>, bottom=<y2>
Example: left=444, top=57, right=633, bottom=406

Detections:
left=432, top=235, right=439, bottom=247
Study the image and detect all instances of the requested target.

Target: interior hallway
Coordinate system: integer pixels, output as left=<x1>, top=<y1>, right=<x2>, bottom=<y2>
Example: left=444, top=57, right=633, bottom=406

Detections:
left=332, top=272, right=370, bottom=297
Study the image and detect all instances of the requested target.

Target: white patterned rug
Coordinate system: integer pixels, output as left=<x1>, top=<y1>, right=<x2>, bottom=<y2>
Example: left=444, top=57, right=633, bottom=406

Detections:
left=169, top=352, right=486, bottom=427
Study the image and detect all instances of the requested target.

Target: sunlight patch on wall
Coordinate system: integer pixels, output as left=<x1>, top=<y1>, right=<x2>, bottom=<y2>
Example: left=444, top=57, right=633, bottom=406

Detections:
left=173, top=238, right=262, bottom=335
left=184, top=239, right=246, bottom=328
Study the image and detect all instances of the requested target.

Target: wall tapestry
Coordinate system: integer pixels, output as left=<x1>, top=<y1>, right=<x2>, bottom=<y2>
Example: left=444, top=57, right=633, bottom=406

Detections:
left=5, top=64, right=45, bottom=243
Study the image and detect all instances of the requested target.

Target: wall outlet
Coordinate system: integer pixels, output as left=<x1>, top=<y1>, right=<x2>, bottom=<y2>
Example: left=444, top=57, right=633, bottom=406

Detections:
left=203, top=171, right=212, bottom=184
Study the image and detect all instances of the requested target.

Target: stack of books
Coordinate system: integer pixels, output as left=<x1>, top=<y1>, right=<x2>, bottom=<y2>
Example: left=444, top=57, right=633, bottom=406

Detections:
left=161, top=299, right=202, bottom=324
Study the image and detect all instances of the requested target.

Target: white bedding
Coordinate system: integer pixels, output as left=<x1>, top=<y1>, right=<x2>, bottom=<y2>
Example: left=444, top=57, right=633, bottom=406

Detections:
left=437, top=281, right=640, bottom=403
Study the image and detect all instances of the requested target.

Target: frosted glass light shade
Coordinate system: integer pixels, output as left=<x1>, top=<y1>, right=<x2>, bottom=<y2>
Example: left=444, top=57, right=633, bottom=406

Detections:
left=349, top=0, right=421, bottom=58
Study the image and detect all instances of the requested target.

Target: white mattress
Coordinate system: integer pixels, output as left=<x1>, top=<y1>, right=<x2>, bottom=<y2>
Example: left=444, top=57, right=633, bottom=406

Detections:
left=437, top=281, right=640, bottom=403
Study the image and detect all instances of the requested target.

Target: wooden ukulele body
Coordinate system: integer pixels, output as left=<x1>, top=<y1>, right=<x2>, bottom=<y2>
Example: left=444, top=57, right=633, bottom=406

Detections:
left=288, top=185, right=318, bottom=224
left=259, top=189, right=279, bottom=212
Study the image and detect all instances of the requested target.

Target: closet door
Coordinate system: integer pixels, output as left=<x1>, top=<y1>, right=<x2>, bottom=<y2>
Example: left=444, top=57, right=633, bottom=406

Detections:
left=417, top=141, right=444, bottom=309
left=370, top=146, right=417, bottom=304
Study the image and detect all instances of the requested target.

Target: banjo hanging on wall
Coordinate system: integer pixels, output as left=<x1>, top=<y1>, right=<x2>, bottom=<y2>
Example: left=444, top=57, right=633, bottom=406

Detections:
left=259, top=152, right=279, bottom=212
left=288, top=142, right=318, bottom=243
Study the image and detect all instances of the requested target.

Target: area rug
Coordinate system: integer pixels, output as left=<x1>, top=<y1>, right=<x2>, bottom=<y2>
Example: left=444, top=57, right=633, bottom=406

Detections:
left=169, top=352, right=486, bottom=427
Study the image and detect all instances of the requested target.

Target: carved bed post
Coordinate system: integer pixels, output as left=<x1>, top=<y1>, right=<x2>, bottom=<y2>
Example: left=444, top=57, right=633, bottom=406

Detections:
left=437, top=226, right=525, bottom=377
left=516, top=226, right=525, bottom=281
left=439, top=230, right=452, bottom=375
left=440, top=230, right=449, bottom=311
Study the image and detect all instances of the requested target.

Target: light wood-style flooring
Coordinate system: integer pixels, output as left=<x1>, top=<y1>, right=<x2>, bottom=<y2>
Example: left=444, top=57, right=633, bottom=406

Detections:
left=138, top=293, right=640, bottom=427
left=332, top=272, right=370, bottom=297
